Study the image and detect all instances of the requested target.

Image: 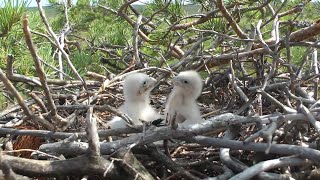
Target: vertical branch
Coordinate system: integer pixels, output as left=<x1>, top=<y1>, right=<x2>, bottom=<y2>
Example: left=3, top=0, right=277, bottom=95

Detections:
left=58, top=0, right=71, bottom=80
left=133, top=15, right=143, bottom=67
left=23, top=15, right=67, bottom=127
left=36, top=0, right=88, bottom=91
left=312, top=49, right=318, bottom=100
left=271, top=16, right=280, bottom=45
left=58, top=35, right=64, bottom=80
left=228, top=61, right=249, bottom=103
left=22, top=15, right=57, bottom=117
left=6, top=55, right=15, bottom=78
left=86, top=107, right=100, bottom=156
left=285, top=31, right=295, bottom=87
left=256, top=20, right=281, bottom=90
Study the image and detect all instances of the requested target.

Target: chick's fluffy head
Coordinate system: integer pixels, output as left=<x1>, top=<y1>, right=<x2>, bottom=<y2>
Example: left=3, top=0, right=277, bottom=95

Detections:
left=123, top=73, right=157, bottom=101
left=172, top=70, right=202, bottom=99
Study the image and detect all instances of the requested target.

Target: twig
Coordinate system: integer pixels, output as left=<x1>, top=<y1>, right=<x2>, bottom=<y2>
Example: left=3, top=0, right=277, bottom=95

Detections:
left=133, top=15, right=143, bottom=67
left=0, top=69, right=54, bottom=130
left=182, top=135, right=320, bottom=161
left=29, top=92, right=48, bottom=113
left=6, top=55, right=41, bottom=86
left=36, top=0, right=88, bottom=91
left=147, top=144, right=200, bottom=180
left=298, top=101, right=320, bottom=135
left=259, top=90, right=297, bottom=114
left=312, top=48, right=319, bottom=100
left=23, top=14, right=67, bottom=127
left=216, top=0, right=248, bottom=39
left=86, top=107, right=100, bottom=156
left=284, top=87, right=316, bottom=104
left=113, top=148, right=154, bottom=180
left=220, top=130, right=280, bottom=179
left=245, top=116, right=286, bottom=154
left=228, top=61, right=249, bottom=103
left=0, top=99, right=35, bottom=118
left=229, top=156, right=310, bottom=180
left=256, top=19, right=280, bottom=90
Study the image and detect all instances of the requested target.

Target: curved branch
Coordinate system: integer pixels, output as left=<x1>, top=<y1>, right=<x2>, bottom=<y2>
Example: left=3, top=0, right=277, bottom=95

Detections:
left=229, top=156, right=310, bottom=180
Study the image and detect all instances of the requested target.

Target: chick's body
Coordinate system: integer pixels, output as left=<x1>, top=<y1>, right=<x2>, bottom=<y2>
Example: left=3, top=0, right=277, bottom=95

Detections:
left=165, top=70, right=203, bottom=127
left=108, top=73, right=161, bottom=129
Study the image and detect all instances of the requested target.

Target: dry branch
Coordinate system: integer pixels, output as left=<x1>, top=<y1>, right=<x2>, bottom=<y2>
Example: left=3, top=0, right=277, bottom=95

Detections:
left=22, top=14, right=67, bottom=127
left=1, top=1, right=320, bottom=179
left=36, top=0, right=87, bottom=91
left=86, top=107, right=100, bottom=156
left=0, top=69, right=54, bottom=130
left=37, top=113, right=320, bottom=159
left=229, top=156, right=310, bottom=180
left=113, top=148, right=154, bottom=180
left=2, top=154, right=120, bottom=177
left=6, top=55, right=41, bottom=86
left=216, top=0, right=248, bottom=39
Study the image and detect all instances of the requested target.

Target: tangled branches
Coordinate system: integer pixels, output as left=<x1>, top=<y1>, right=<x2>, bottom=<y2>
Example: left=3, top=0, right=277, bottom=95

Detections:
left=1, top=0, right=320, bottom=179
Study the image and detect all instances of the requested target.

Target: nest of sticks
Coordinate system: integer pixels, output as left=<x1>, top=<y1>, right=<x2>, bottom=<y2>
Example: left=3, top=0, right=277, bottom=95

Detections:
left=1, top=63, right=320, bottom=179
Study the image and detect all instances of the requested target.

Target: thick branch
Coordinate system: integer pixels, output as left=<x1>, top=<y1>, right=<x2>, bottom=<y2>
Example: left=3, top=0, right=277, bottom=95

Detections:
left=182, top=136, right=320, bottom=162
left=86, top=107, right=100, bottom=156
left=38, top=113, right=320, bottom=158
left=2, top=154, right=120, bottom=177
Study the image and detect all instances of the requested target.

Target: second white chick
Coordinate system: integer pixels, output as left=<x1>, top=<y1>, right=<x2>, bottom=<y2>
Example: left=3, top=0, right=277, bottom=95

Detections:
left=108, top=73, right=161, bottom=129
left=165, top=70, right=203, bottom=128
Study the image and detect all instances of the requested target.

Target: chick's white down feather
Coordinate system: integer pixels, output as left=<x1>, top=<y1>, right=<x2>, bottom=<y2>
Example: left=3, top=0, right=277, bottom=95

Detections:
left=108, top=73, right=161, bottom=129
left=165, top=70, right=203, bottom=127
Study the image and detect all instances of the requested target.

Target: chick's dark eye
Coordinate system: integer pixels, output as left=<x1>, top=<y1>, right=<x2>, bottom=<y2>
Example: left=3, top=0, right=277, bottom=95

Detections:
left=143, top=81, right=147, bottom=85
left=184, top=80, right=188, bottom=84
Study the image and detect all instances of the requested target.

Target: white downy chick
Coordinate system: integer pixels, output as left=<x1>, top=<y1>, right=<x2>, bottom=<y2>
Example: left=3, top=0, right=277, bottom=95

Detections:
left=108, top=73, right=161, bottom=129
left=165, top=70, right=203, bottom=128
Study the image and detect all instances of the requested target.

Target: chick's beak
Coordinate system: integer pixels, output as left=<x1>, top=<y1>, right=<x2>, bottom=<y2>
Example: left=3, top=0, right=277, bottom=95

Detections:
left=172, top=76, right=180, bottom=86
left=139, top=77, right=157, bottom=95
left=149, top=77, right=157, bottom=85
left=146, top=77, right=156, bottom=89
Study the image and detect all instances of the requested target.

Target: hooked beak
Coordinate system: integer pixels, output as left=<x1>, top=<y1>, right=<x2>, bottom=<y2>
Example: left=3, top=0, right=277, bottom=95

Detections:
left=138, top=77, right=157, bottom=94
left=172, top=76, right=181, bottom=86
left=149, top=77, right=157, bottom=84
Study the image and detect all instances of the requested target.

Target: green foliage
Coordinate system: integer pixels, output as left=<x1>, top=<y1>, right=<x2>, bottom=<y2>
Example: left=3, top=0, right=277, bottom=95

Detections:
left=0, top=0, right=30, bottom=72
left=289, top=46, right=308, bottom=66
left=0, top=0, right=318, bottom=81
left=66, top=51, right=102, bottom=77
left=0, top=0, right=28, bottom=37
left=0, top=0, right=319, bottom=108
